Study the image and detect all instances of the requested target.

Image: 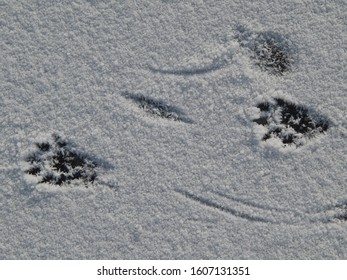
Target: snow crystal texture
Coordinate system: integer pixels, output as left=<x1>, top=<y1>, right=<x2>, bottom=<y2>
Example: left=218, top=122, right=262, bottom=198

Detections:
left=1, top=0, right=346, bottom=259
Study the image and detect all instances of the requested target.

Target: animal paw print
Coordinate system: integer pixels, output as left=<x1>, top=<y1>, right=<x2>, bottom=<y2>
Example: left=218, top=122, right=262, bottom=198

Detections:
left=252, top=36, right=291, bottom=75
left=25, top=134, right=97, bottom=186
left=253, top=98, right=328, bottom=147
left=236, top=28, right=295, bottom=75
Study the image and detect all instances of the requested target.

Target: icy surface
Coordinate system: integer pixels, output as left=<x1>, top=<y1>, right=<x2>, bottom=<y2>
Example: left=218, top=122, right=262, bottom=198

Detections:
left=1, top=0, right=346, bottom=259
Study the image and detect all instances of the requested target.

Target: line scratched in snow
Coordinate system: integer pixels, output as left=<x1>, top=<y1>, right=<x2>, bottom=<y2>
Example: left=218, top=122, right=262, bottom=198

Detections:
left=174, top=189, right=273, bottom=223
left=148, top=55, right=230, bottom=76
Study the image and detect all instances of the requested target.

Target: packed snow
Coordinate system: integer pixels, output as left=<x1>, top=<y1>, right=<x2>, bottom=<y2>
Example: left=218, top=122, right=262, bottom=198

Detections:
left=1, top=0, right=346, bottom=259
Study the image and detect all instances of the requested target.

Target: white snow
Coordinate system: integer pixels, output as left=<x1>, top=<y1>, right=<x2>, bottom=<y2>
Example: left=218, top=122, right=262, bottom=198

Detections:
left=1, top=0, right=346, bottom=259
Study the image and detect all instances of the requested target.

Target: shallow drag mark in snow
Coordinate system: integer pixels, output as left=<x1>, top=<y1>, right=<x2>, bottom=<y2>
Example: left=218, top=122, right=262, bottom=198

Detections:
left=176, top=189, right=347, bottom=225
left=122, top=92, right=193, bottom=123
left=148, top=51, right=232, bottom=76
left=252, top=97, right=329, bottom=147
left=174, top=189, right=274, bottom=223
left=236, top=27, right=296, bottom=75
left=212, top=190, right=304, bottom=218
left=23, top=134, right=98, bottom=187
left=215, top=191, right=347, bottom=224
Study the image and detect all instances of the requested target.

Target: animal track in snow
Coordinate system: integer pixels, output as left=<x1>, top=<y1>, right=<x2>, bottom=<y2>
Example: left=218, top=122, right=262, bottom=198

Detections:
left=24, top=134, right=97, bottom=187
left=252, top=97, right=329, bottom=147
left=122, top=92, right=192, bottom=123
left=236, top=27, right=295, bottom=75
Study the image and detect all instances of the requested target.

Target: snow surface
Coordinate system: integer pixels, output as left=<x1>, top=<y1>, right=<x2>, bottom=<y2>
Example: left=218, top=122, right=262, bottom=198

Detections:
left=1, top=0, right=346, bottom=259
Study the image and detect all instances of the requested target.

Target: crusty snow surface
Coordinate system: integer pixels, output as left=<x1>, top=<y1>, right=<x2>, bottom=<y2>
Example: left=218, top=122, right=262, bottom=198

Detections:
left=1, top=0, right=346, bottom=259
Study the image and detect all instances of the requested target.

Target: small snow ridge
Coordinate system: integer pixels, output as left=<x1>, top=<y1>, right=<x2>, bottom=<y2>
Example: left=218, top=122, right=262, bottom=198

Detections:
left=24, top=134, right=97, bottom=187
left=252, top=98, right=329, bottom=147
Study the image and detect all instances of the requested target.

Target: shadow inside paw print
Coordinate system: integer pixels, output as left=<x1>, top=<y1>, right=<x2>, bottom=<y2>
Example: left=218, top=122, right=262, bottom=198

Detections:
left=25, top=134, right=97, bottom=186
left=253, top=36, right=291, bottom=75
left=236, top=27, right=295, bottom=75
left=122, top=92, right=192, bottom=123
left=253, top=98, right=328, bottom=146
